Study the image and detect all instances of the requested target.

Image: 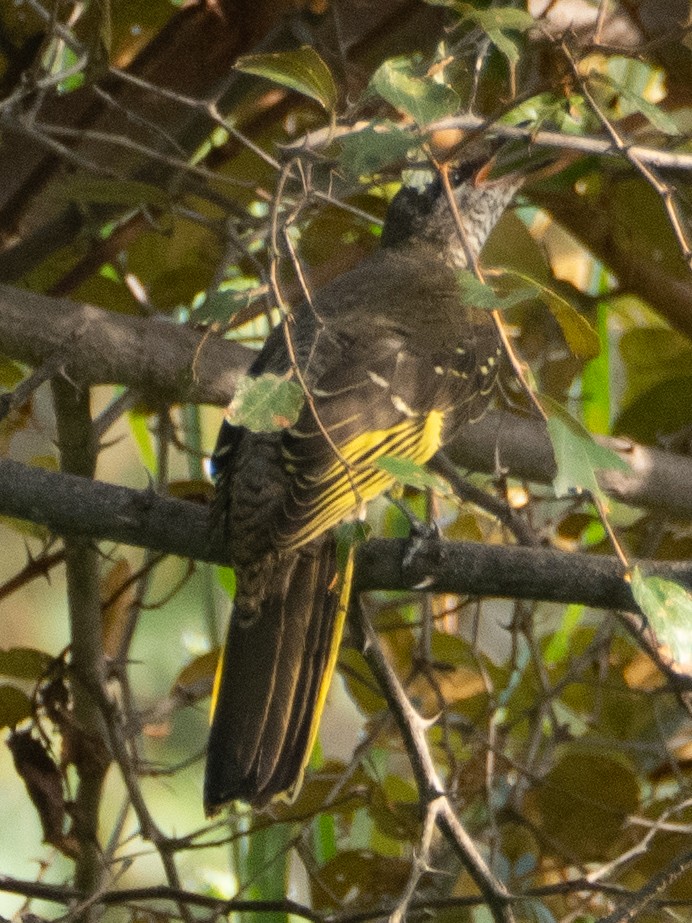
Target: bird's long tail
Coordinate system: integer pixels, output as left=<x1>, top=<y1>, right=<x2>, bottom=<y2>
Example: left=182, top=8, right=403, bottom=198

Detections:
left=204, top=535, right=353, bottom=813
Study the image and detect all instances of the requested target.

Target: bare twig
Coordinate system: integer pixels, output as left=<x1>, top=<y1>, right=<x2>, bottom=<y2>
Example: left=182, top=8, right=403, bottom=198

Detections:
left=561, top=40, right=692, bottom=268
left=598, top=849, right=692, bottom=923
left=353, top=601, right=515, bottom=923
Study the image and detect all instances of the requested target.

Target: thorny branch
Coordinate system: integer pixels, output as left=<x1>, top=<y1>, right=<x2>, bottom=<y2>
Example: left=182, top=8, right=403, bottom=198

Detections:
left=353, top=602, right=515, bottom=923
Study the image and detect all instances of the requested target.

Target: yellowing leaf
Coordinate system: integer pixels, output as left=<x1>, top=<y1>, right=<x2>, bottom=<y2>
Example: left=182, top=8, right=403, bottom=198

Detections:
left=172, top=650, right=218, bottom=698
left=497, top=269, right=600, bottom=359
left=100, top=559, right=135, bottom=660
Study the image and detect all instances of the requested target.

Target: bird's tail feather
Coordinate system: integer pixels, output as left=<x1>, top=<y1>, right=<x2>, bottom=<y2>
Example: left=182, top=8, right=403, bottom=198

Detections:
left=204, top=535, right=352, bottom=813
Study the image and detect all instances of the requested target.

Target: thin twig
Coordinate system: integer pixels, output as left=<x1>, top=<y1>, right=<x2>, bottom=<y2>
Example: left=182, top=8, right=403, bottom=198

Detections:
left=561, top=40, right=692, bottom=268
left=353, top=601, right=515, bottom=923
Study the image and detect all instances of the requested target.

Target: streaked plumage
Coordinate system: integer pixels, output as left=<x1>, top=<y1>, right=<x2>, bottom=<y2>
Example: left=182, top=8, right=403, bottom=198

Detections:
left=205, top=156, right=522, bottom=812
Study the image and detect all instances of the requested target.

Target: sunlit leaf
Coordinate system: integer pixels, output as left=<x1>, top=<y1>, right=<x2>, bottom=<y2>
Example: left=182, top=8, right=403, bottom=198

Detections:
left=540, top=394, right=630, bottom=500
left=630, top=568, right=692, bottom=669
left=226, top=373, right=304, bottom=433
left=172, top=650, right=218, bottom=697
left=370, top=54, right=459, bottom=125
left=543, top=605, right=585, bottom=666
left=595, top=73, right=681, bottom=135
left=235, top=46, right=338, bottom=113
left=216, top=566, right=236, bottom=600
left=128, top=409, right=156, bottom=474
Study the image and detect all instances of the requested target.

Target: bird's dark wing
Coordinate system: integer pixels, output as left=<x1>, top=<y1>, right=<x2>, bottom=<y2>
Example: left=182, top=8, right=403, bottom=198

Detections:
left=273, top=319, right=500, bottom=551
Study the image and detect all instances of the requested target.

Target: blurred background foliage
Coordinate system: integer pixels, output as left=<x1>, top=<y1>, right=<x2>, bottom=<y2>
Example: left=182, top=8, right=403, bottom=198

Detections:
left=0, top=1, right=691, bottom=922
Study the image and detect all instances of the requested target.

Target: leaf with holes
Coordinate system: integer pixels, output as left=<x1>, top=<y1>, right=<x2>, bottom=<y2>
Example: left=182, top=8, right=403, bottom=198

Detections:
left=235, top=47, right=338, bottom=113
left=595, top=73, right=680, bottom=136
left=226, top=373, right=304, bottom=433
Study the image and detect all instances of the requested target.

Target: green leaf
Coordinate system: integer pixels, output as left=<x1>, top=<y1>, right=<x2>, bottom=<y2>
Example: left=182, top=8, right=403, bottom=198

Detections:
left=374, top=456, right=448, bottom=492
left=190, top=287, right=256, bottom=325
left=339, top=122, right=413, bottom=178
left=426, top=0, right=535, bottom=31
left=452, top=4, right=534, bottom=66
left=0, top=648, right=52, bottom=681
left=496, top=269, right=600, bottom=359
left=0, top=357, right=24, bottom=389
left=485, top=27, right=521, bottom=65
left=56, top=178, right=170, bottom=209
left=235, top=47, right=338, bottom=113
left=0, top=685, right=32, bottom=729
left=226, top=373, right=304, bottom=433
left=540, top=395, right=630, bottom=500
left=630, top=568, right=692, bottom=667
left=460, top=5, right=535, bottom=31
left=595, top=73, right=680, bottom=135
left=370, top=55, right=459, bottom=126
left=215, top=565, right=236, bottom=600
left=457, top=270, right=535, bottom=312
left=128, top=409, right=157, bottom=474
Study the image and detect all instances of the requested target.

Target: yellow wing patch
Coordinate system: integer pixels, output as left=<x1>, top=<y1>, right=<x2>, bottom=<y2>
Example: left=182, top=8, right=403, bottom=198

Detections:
left=278, top=409, right=445, bottom=550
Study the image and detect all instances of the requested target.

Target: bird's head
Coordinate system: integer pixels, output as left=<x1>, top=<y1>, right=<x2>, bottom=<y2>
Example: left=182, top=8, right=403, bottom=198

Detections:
left=381, top=140, right=543, bottom=268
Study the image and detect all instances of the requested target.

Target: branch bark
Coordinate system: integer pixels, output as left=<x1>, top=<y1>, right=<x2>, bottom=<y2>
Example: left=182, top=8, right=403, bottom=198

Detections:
left=2, top=285, right=691, bottom=517
left=1, top=457, right=691, bottom=612
left=0, top=283, right=251, bottom=406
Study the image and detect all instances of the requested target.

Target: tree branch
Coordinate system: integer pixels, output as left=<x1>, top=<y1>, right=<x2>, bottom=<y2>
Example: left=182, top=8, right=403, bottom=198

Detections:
left=449, top=410, right=692, bottom=518
left=0, top=284, right=252, bottom=406
left=1, top=457, right=691, bottom=612
left=2, top=286, right=691, bottom=517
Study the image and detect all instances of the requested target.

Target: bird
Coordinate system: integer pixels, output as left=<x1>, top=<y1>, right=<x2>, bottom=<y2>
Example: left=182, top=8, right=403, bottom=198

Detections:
left=204, top=144, right=525, bottom=813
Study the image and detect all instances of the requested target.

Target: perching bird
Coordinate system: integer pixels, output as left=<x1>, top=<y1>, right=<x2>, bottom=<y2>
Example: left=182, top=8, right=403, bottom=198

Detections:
left=205, top=146, right=525, bottom=813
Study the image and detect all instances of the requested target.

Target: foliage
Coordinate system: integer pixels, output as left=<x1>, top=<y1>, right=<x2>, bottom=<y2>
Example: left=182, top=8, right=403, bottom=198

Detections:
left=0, top=2, right=691, bottom=923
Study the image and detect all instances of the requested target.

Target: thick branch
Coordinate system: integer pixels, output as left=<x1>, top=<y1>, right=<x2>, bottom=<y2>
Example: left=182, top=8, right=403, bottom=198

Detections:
left=0, top=284, right=251, bottom=406
left=449, top=410, right=692, bottom=518
left=2, top=286, right=691, bottom=516
left=1, top=458, right=691, bottom=613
